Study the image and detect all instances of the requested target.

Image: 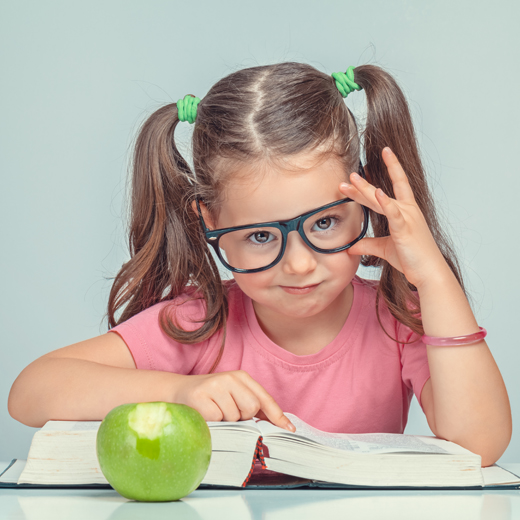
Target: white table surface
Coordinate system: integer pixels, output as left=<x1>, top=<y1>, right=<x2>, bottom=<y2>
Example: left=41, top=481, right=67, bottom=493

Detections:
left=1, top=462, right=519, bottom=520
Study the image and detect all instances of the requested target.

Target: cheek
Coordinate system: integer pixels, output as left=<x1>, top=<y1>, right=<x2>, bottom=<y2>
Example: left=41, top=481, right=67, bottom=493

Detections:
left=232, top=271, right=274, bottom=293
left=325, top=254, right=361, bottom=286
left=325, top=250, right=361, bottom=274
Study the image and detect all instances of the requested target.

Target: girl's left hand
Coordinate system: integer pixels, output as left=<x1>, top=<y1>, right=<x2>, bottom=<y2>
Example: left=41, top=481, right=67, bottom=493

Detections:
left=341, top=147, right=448, bottom=291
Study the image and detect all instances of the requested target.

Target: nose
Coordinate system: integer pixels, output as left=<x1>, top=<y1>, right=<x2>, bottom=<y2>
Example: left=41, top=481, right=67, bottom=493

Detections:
left=281, top=230, right=318, bottom=275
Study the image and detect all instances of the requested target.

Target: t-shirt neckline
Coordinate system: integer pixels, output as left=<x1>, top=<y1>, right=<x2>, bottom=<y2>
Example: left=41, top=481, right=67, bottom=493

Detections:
left=241, top=276, right=366, bottom=367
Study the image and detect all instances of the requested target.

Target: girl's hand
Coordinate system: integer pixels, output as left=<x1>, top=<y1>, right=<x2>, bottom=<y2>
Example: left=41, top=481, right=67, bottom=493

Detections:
left=174, top=370, right=296, bottom=432
left=341, top=147, right=448, bottom=290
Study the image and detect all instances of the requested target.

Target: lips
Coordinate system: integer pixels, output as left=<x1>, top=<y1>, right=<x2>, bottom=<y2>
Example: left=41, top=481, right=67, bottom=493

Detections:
left=279, top=283, right=321, bottom=294
left=281, top=284, right=319, bottom=289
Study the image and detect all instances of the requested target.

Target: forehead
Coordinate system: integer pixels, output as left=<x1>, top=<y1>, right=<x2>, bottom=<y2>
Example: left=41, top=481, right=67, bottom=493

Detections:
left=217, top=153, right=349, bottom=228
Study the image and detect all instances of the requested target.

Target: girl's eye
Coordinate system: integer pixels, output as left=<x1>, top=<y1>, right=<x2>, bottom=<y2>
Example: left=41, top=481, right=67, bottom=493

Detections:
left=312, top=216, right=338, bottom=232
left=246, top=230, right=275, bottom=245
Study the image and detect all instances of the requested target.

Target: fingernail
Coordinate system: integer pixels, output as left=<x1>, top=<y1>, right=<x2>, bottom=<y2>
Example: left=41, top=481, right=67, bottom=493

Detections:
left=384, top=146, right=392, bottom=154
left=286, top=422, right=296, bottom=432
left=351, top=172, right=361, bottom=181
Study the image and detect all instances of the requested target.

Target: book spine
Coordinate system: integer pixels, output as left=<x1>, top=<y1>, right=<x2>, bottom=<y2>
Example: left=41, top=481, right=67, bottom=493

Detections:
left=241, top=436, right=265, bottom=487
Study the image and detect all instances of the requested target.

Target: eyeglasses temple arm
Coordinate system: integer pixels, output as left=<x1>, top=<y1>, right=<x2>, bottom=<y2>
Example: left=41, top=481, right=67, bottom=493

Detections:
left=195, top=198, right=211, bottom=233
left=359, top=161, right=367, bottom=180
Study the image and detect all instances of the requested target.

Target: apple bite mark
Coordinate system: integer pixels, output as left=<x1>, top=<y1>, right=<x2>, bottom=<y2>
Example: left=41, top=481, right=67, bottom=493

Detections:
left=128, top=402, right=175, bottom=460
left=128, top=402, right=174, bottom=459
left=129, top=402, right=174, bottom=440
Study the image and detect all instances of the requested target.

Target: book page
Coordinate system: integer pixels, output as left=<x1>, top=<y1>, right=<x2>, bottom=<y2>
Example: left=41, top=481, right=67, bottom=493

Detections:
left=206, top=419, right=259, bottom=433
left=42, top=419, right=258, bottom=432
left=41, top=421, right=101, bottom=432
left=482, top=465, right=520, bottom=486
left=0, top=460, right=26, bottom=484
left=257, top=413, right=470, bottom=455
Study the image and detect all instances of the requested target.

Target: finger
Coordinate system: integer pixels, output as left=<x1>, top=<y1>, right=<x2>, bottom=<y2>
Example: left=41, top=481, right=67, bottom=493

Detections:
left=382, top=147, right=416, bottom=203
left=347, top=235, right=392, bottom=259
left=254, top=410, right=270, bottom=422
left=255, top=410, right=297, bottom=433
left=229, top=386, right=263, bottom=421
left=375, top=188, right=407, bottom=233
left=194, top=399, right=225, bottom=422
left=212, top=390, right=243, bottom=422
left=239, top=374, right=295, bottom=431
left=258, top=395, right=295, bottom=432
left=339, top=179, right=384, bottom=215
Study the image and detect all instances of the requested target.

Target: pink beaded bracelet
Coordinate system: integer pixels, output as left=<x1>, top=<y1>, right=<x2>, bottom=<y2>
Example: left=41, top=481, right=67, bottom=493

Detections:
left=421, top=327, right=487, bottom=346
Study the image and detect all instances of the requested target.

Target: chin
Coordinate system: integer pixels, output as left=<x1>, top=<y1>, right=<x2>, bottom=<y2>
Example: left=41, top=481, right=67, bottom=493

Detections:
left=279, top=303, right=320, bottom=317
left=278, top=294, right=332, bottom=317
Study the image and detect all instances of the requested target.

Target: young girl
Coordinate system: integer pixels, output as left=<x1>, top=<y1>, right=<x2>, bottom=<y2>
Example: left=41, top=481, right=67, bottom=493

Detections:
left=8, top=62, right=511, bottom=467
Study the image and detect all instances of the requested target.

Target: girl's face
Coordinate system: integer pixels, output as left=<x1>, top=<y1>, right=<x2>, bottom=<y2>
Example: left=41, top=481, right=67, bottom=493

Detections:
left=203, top=152, right=362, bottom=321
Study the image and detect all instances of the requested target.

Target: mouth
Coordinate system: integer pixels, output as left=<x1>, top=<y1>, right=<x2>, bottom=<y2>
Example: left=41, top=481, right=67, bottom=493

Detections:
left=281, top=284, right=319, bottom=289
left=280, top=283, right=321, bottom=294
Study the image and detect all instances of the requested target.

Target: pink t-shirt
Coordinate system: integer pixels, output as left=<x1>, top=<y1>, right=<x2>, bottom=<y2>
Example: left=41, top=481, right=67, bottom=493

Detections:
left=109, top=275, right=430, bottom=434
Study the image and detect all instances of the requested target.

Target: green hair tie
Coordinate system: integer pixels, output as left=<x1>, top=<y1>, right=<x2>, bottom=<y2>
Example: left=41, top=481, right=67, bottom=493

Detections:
left=177, top=94, right=201, bottom=124
left=331, top=66, right=362, bottom=98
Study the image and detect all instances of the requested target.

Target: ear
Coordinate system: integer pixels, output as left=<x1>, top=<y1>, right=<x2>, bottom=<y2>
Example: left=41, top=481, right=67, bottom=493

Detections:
left=191, top=199, right=216, bottom=230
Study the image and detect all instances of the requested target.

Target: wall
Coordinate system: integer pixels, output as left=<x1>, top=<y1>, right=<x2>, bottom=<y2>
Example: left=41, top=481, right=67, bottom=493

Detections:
left=1, top=0, right=518, bottom=463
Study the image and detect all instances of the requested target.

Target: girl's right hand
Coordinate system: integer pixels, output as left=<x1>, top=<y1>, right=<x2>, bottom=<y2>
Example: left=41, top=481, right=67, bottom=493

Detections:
left=174, top=370, right=296, bottom=432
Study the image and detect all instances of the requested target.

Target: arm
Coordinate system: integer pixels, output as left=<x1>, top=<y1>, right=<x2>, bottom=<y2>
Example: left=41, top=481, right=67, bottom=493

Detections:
left=8, top=332, right=183, bottom=427
left=417, top=269, right=512, bottom=467
left=343, top=147, right=512, bottom=467
left=8, top=332, right=295, bottom=431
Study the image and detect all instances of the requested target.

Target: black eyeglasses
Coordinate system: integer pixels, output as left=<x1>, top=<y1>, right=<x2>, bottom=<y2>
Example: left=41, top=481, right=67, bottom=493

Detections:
left=196, top=166, right=370, bottom=274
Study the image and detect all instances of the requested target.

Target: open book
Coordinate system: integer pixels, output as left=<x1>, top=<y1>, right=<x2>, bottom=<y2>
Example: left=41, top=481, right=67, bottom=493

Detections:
left=2, top=413, right=519, bottom=490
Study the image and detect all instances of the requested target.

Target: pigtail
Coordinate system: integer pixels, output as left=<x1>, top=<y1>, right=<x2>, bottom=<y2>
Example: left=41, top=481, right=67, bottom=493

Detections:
left=353, top=65, right=467, bottom=340
left=107, top=103, right=228, bottom=369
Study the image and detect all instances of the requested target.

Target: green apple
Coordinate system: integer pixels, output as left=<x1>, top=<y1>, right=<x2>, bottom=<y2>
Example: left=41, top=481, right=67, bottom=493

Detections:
left=96, top=401, right=211, bottom=502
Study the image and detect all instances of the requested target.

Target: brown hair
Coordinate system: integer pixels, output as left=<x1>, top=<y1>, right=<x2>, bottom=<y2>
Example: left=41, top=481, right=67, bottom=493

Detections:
left=106, top=62, right=468, bottom=369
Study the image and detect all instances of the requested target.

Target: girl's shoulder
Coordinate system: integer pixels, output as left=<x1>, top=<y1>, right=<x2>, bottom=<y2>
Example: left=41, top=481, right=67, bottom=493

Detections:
left=114, top=279, right=239, bottom=332
left=351, top=274, right=421, bottom=343
left=351, top=274, right=380, bottom=293
left=160, top=278, right=239, bottom=326
left=351, top=274, right=383, bottom=315
left=177, top=278, right=239, bottom=305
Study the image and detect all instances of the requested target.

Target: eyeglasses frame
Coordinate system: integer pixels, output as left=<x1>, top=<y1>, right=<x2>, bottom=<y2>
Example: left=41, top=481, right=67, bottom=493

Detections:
left=195, top=163, right=371, bottom=274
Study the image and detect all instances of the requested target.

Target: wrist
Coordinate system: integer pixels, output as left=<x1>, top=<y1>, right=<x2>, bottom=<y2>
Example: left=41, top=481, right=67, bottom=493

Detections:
left=414, top=261, right=457, bottom=296
left=160, top=372, right=189, bottom=404
left=414, top=264, right=480, bottom=339
left=422, top=326, right=487, bottom=346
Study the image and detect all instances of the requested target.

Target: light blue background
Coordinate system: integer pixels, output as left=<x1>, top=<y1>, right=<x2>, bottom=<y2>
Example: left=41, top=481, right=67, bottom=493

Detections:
left=1, top=1, right=518, bottom=464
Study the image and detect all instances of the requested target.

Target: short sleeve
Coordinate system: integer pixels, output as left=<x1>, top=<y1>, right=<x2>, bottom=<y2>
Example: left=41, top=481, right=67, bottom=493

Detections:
left=398, top=322, right=431, bottom=413
left=109, top=294, right=212, bottom=374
